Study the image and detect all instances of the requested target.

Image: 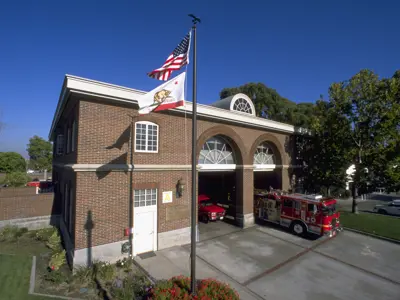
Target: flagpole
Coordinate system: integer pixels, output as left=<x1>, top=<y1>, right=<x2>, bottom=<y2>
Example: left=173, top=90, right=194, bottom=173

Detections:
left=189, top=14, right=200, bottom=295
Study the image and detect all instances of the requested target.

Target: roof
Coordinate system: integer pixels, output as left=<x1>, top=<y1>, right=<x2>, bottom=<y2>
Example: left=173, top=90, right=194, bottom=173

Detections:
left=49, top=75, right=305, bottom=140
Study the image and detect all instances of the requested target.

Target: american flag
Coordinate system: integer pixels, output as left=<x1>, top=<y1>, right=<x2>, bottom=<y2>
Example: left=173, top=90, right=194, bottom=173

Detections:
left=148, top=31, right=191, bottom=81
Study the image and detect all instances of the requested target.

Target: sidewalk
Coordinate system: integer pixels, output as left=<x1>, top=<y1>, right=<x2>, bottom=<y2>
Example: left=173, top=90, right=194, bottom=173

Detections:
left=134, top=245, right=263, bottom=300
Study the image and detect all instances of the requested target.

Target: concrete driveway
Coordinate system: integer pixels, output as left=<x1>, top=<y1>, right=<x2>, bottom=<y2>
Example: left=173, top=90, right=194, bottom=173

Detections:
left=135, top=222, right=400, bottom=300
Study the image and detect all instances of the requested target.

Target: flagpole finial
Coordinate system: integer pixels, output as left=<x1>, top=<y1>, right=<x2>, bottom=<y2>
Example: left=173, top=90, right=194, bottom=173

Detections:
left=188, top=14, right=201, bottom=25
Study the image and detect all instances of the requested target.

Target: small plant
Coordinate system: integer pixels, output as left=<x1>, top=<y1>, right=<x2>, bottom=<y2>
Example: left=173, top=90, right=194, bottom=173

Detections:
left=147, top=276, right=239, bottom=299
left=46, top=230, right=62, bottom=251
left=35, top=227, right=57, bottom=242
left=44, top=269, right=70, bottom=284
left=110, top=274, right=150, bottom=300
left=48, top=250, right=66, bottom=271
left=93, top=261, right=116, bottom=282
left=0, top=226, right=28, bottom=242
left=73, top=265, right=96, bottom=284
left=116, top=256, right=134, bottom=271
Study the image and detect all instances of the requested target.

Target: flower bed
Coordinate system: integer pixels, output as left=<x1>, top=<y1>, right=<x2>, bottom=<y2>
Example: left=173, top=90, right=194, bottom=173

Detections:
left=0, top=226, right=151, bottom=299
left=147, top=275, right=240, bottom=299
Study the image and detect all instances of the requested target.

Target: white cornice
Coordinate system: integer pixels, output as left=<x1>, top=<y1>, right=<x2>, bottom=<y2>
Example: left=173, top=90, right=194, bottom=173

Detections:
left=49, top=75, right=305, bottom=140
left=54, top=163, right=300, bottom=172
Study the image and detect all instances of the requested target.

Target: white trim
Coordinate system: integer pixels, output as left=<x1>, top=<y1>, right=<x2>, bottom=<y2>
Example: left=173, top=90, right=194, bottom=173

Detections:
left=49, top=75, right=307, bottom=140
left=198, top=164, right=236, bottom=171
left=134, top=121, right=159, bottom=153
left=53, top=163, right=298, bottom=172
left=253, top=164, right=277, bottom=171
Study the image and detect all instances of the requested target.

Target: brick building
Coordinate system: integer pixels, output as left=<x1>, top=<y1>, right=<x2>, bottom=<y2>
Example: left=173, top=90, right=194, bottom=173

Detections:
left=49, top=75, right=301, bottom=267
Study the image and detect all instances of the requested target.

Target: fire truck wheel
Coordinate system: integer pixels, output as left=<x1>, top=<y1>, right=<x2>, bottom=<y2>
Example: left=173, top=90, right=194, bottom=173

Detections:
left=291, top=221, right=306, bottom=236
left=202, top=215, right=209, bottom=223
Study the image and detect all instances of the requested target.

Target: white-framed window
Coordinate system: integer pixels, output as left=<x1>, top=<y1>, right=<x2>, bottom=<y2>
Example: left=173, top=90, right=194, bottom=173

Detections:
left=56, top=134, right=64, bottom=155
left=67, top=127, right=71, bottom=154
left=134, top=188, right=157, bottom=207
left=199, top=136, right=235, bottom=164
left=254, top=142, right=276, bottom=165
left=71, top=120, right=76, bottom=152
left=233, top=98, right=253, bottom=114
left=135, top=121, right=159, bottom=153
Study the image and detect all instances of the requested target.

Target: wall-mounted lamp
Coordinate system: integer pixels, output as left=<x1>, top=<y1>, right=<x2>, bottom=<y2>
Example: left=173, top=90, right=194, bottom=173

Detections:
left=176, top=178, right=185, bottom=198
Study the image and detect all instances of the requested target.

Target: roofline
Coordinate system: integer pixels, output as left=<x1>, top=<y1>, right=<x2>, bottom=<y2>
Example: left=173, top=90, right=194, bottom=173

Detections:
left=49, top=75, right=307, bottom=140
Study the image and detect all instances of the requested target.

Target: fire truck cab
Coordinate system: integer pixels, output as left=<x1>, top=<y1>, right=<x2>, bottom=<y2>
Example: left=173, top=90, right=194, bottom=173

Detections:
left=255, top=191, right=342, bottom=237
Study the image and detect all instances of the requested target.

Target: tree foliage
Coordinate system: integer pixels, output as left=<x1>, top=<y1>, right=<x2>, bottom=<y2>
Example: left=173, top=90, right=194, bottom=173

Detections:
left=27, top=136, right=53, bottom=171
left=3, top=172, right=31, bottom=187
left=0, top=152, right=26, bottom=173
left=221, top=69, right=400, bottom=193
left=220, top=83, right=315, bottom=128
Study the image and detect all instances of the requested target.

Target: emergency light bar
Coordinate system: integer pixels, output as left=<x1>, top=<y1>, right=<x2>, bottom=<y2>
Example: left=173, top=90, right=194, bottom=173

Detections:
left=303, top=194, right=323, bottom=200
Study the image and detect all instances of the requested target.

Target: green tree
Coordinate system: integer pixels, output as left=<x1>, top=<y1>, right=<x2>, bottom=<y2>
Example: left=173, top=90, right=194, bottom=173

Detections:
left=0, top=152, right=26, bottom=173
left=27, top=136, right=53, bottom=171
left=299, top=99, right=351, bottom=195
left=220, top=83, right=315, bottom=128
left=3, top=171, right=31, bottom=187
left=329, top=69, right=399, bottom=212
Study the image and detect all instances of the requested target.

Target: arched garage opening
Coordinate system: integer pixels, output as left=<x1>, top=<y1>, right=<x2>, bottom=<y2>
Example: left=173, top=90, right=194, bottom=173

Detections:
left=253, top=141, right=282, bottom=191
left=198, top=135, right=242, bottom=227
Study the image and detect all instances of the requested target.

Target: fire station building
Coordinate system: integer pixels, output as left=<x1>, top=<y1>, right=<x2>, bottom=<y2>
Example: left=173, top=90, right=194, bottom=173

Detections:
left=49, top=75, right=301, bottom=267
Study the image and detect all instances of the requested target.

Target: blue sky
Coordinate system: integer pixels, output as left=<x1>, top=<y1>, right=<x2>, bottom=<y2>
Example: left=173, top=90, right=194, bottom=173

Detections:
left=0, top=0, right=399, bottom=157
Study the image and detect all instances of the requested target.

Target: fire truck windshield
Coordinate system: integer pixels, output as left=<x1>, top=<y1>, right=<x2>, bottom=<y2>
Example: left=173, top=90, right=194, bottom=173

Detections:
left=321, top=204, right=336, bottom=216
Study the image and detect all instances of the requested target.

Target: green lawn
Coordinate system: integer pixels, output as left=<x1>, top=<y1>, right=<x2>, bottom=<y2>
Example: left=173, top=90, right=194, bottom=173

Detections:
left=0, top=254, right=57, bottom=300
left=340, top=211, right=400, bottom=241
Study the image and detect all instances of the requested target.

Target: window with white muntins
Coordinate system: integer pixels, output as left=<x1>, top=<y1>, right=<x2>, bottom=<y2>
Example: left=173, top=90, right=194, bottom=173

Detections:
left=254, top=142, right=275, bottom=165
left=134, top=189, right=157, bottom=207
left=56, top=134, right=64, bottom=155
left=135, top=121, right=159, bottom=153
left=233, top=98, right=253, bottom=114
left=199, top=136, right=235, bottom=164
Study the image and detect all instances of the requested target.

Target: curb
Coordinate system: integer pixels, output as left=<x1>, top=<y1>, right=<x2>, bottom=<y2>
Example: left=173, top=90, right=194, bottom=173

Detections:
left=29, top=256, right=84, bottom=300
left=343, top=227, right=400, bottom=245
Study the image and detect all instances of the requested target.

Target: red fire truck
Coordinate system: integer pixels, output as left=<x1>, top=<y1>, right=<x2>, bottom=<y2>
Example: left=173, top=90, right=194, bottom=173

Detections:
left=255, top=190, right=342, bottom=237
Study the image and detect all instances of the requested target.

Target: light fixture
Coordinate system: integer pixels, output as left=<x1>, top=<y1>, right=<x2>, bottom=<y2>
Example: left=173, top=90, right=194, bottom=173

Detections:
left=176, top=178, right=185, bottom=198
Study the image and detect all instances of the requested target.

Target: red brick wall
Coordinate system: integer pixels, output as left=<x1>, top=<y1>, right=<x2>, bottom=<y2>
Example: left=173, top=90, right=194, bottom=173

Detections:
left=77, top=99, right=293, bottom=166
left=0, top=192, right=57, bottom=221
left=55, top=97, right=295, bottom=249
left=74, top=170, right=192, bottom=249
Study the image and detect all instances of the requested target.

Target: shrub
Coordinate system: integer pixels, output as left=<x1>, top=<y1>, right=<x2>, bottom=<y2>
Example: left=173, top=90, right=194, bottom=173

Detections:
left=46, top=230, right=62, bottom=251
left=48, top=250, right=66, bottom=271
left=147, top=276, right=239, bottom=299
left=0, top=226, right=28, bottom=242
left=93, top=261, right=116, bottom=282
left=110, top=274, right=150, bottom=300
left=44, top=269, right=70, bottom=284
left=3, top=172, right=31, bottom=187
left=73, top=265, right=96, bottom=284
left=35, top=227, right=57, bottom=242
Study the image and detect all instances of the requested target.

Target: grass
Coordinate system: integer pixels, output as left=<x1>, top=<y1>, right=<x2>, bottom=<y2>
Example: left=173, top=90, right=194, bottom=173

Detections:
left=0, top=254, right=58, bottom=300
left=340, top=211, right=400, bottom=241
left=0, top=226, right=151, bottom=299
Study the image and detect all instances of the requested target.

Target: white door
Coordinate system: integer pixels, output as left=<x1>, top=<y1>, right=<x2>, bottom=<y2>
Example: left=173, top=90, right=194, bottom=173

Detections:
left=133, top=189, right=158, bottom=255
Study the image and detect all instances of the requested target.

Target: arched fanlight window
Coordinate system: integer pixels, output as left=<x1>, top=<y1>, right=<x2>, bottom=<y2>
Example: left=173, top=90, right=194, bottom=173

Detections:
left=233, top=98, right=253, bottom=114
left=199, top=136, right=235, bottom=164
left=254, top=142, right=275, bottom=165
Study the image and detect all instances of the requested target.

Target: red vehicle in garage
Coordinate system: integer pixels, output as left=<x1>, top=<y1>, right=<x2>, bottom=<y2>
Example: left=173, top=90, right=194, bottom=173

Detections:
left=255, top=191, right=342, bottom=237
left=198, top=194, right=226, bottom=223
